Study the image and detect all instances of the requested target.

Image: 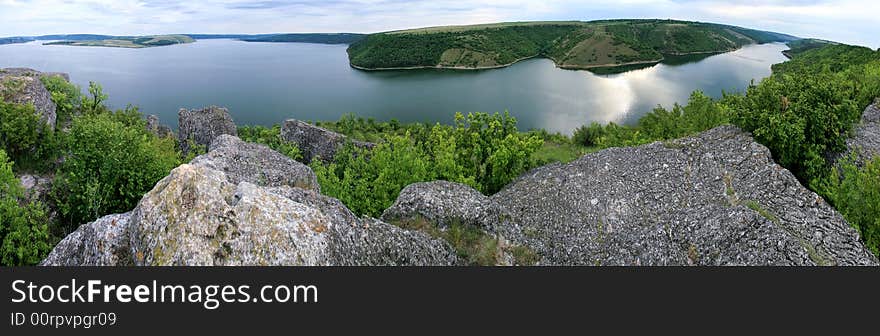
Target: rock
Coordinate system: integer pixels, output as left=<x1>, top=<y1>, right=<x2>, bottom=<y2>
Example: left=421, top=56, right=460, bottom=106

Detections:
left=280, top=119, right=374, bottom=163
left=489, top=125, right=877, bottom=265
left=381, top=181, right=509, bottom=233
left=16, top=173, right=52, bottom=202
left=835, top=99, right=880, bottom=166
left=177, top=106, right=237, bottom=155
left=190, top=134, right=319, bottom=191
left=43, top=155, right=456, bottom=266
left=0, top=67, right=57, bottom=129
left=145, top=114, right=173, bottom=138
left=40, top=213, right=132, bottom=266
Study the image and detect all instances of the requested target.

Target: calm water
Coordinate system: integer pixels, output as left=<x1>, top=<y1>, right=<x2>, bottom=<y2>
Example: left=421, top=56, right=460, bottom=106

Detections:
left=0, top=39, right=789, bottom=133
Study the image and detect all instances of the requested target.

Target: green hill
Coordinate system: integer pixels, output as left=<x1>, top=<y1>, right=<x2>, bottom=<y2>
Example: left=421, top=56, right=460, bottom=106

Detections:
left=347, top=19, right=797, bottom=70
left=44, top=34, right=195, bottom=48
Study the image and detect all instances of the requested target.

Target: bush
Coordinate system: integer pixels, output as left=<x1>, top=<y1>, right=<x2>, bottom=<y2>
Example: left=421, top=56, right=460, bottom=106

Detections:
left=52, top=112, right=180, bottom=229
left=312, top=134, right=433, bottom=217
left=0, top=149, right=53, bottom=266
left=572, top=122, right=605, bottom=146
left=0, top=100, right=58, bottom=171
left=40, top=75, right=81, bottom=129
left=816, top=157, right=880, bottom=256
left=731, top=73, right=861, bottom=183
left=238, top=125, right=301, bottom=161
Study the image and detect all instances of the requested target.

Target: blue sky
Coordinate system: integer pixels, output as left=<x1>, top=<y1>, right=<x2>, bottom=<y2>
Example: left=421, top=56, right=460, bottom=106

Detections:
left=1, top=0, right=877, bottom=48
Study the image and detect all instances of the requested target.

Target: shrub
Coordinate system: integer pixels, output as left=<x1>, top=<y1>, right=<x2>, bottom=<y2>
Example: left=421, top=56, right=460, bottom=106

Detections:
left=52, top=112, right=179, bottom=229
left=816, top=157, right=880, bottom=256
left=238, top=125, right=302, bottom=161
left=572, top=122, right=605, bottom=146
left=0, top=149, right=53, bottom=266
left=312, top=134, right=433, bottom=217
left=40, top=75, right=81, bottom=129
left=0, top=100, right=58, bottom=171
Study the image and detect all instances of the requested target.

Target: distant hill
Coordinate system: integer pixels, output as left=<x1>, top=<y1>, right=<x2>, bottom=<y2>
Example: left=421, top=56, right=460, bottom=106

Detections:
left=44, top=35, right=195, bottom=48
left=347, top=19, right=799, bottom=70
left=782, top=38, right=836, bottom=58
left=240, top=33, right=365, bottom=44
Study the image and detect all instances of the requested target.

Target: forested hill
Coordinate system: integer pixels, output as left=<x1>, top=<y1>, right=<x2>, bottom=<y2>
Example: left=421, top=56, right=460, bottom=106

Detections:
left=346, top=19, right=798, bottom=70
left=240, top=33, right=365, bottom=44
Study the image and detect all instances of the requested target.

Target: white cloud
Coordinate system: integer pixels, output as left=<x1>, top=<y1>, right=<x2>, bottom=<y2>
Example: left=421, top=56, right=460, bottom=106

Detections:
left=0, top=0, right=876, bottom=48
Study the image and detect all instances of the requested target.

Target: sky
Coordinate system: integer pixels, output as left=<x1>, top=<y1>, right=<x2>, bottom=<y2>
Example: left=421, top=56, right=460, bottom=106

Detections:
left=0, top=0, right=877, bottom=48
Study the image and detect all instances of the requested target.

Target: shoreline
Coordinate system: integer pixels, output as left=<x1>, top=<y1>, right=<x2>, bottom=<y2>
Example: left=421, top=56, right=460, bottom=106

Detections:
left=351, top=45, right=754, bottom=72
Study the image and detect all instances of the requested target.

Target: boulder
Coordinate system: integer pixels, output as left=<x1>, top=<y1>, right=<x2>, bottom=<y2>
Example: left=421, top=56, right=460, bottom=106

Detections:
left=42, top=142, right=457, bottom=266
left=190, top=135, right=319, bottom=191
left=835, top=99, right=880, bottom=166
left=0, top=67, right=57, bottom=129
left=177, top=106, right=237, bottom=155
left=40, top=213, right=132, bottom=266
left=145, top=114, right=173, bottom=138
left=280, top=119, right=374, bottom=163
left=490, top=125, right=877, bottom=265
left=381, top=180, right=510, bottom=233
left=125, top=164, right=456, bottom=265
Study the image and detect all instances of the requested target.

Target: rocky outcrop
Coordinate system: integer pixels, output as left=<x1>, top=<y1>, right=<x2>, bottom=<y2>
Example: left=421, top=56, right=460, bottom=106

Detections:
left=382, top=181, right=510, bottom=233
left=145, top=114, right=173, bottom=138
left=41, top=213, right=132, bottom=266
left=280, top=119, right=374, bottom=163
left=41, top=124, right=878, bottom=266
left=190, top=135, right=319, bottom=190
left=836, top=99, right=880, bottom=166
left=177, top=106, right=237, bottom=155
left=384, top=126, right=878, bottom=266
left=42, top=136, right=457, bottom=266
left=0, top=67, right=59, bottom=129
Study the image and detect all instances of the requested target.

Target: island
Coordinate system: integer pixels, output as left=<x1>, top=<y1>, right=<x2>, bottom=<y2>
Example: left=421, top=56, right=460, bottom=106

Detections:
left=346, top=19, right=798, bottom=71
left=44, top=34, right=195, bottom=48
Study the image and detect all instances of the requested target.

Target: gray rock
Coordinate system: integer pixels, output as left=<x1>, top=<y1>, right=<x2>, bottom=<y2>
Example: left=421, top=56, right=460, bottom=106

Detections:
left=280, top=119, right=374, bottom=163
left=382, top=180, right=510, bottom=233
left=127, top=164, right=457, bottom=266
left=177, top=106, right=237, bottom=155
left=190, top=134, right=319, bottom=191
left=835, top=99, right=880, bottom=166
left=0, top=67, right=57, bottom=129
left=490, top=125, right=877, bottom=265
left=145, top=114, right=173, bottom=138
left=40, top=213, right=132, bottom=266
left=43, top=161, right=456, bottom=266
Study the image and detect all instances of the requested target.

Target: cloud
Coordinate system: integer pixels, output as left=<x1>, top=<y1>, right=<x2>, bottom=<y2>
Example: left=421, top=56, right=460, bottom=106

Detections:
left=0, top=0, right=875, bottom=48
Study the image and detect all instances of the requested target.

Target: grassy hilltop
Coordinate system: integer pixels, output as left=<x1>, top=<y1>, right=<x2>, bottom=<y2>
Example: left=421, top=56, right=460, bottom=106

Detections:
left=347, top=19, right=797, bottom=70
left=44, top=34, right=195, bottom=48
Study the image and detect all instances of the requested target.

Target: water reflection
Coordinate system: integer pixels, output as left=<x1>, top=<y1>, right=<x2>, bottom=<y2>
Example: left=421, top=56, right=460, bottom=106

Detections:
left=0, top=40, right=789, bottom=134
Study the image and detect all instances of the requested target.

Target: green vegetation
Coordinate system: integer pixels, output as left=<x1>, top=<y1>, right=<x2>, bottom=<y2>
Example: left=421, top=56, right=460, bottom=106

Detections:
left=0, top=76, right=186, bottom=264
left=0, top=150, right=53, bottom=265
left=241, top=33, right=365, bottom=44
left=311, top=112, right=542, bottom=217
left=45, top=35, right=194, bottom=48
left=40, top=75, right=81, bottom=129
left=782, top=39, right=834, bottom=58
left=393, top=216, right=538, bottom=265
left=52, top=107, right=180, bottom=232
left=347, top=19, right=794, bottom=70
left=569, top=43, right=880, bottom=254
left=816, top=157, right=880, bottom=256
left=238, top=125, right=302, bottom=160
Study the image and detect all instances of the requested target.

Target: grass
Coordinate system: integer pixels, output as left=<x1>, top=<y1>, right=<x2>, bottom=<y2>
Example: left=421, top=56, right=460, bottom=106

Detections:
left=393, top=216, right=538, bottom=265
left=532, top=140, right=597, bottom=164
left=45, top=35, right=194, bottom=49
